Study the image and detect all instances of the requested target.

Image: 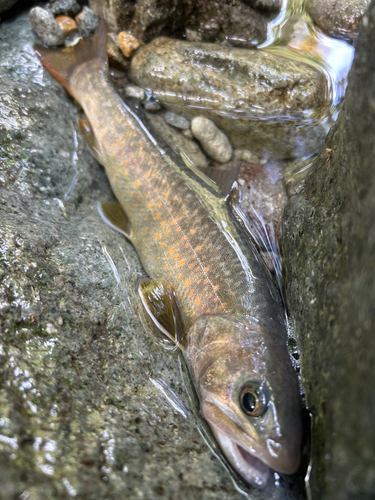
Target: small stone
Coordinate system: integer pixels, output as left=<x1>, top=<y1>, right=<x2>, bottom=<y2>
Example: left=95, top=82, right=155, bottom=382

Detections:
left=185, top=29, right=204, bottom=42
left=30, top=7, right=65, bottom=47
left=75, top=6, right=99, bottom=36
left=142, top=98, right=161, bottom=112
left=48, top=0, right=80, bottom=16
left=55, top=15, right=77, bottom=36
left=182, top=128, right=194, bottom=140
left=125, top=85, right=145, bottom=100
left=117, top=31, right=141, bottom=58
left=233, top=149, right=265, bottom=164
left=106, top=33, right=128, bottom=71
left=146, top=113, right=208, bottom=169
left=191, top=117, right=232, bottom=164
left=164, top=112, right=190, bottom=130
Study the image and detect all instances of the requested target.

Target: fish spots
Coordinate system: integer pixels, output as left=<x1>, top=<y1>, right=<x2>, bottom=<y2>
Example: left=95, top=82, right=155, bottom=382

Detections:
left=205, top=309, right=211, bottom=314
left=149, top=254, right=154, bottom=260
left=155, top=213, right=161, bottom=220
left=184, top=279, right=192, bottom=287
left=160, top=242, right=166, bottom=247
left=142, top=228, right=147, bottom=233
left=195, top=245, right=202, bottom=251
left=154, top=233, right=161, bottom=240
left=147, top=201, right=152, bottom=208
left=137, top=194, right=141, bottom=199
left=177, top=259, right=185, bottom=267
left=190, top=228, right=196, bottom=235
left=176, top=228, right=181, bottom=233
left=134, top=180, right=141, bottom=187
left=194, top=297, right=202, bottom=305
left=177, top=273, right=182, bottom=280
left=188, top=263, right=194, bottom=269
left=167, top=247, right=175, bottom=255
left=164, top=264, right=168, bottom=270
left=203, top=267, right=209, bottom=273
left=161, top=221, right=166, bottom=226
left=157, top=203, right=162, bottom=208
left=188, top=290, right=194, bottom=297
left=143, top=217, right=148, bottom=221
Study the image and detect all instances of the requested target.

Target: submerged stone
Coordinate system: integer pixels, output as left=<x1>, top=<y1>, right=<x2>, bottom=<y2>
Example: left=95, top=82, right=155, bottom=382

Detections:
left=29, top=6, right=65, bottom=47
left=130, top=38, right=329, bottom=159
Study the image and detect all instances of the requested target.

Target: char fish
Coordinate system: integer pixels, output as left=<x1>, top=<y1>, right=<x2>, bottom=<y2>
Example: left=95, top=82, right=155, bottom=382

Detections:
left=34, top=23, right=302, bottom=489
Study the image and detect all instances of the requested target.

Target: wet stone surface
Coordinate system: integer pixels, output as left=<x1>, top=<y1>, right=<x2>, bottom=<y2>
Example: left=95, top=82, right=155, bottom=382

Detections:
left=0, top=9, right=307, bottom=500
left=130, top=38, right=329, bottom=159
left=306, top=0, right=370, bottom=41
left=282, top=3, right=375, bottom=499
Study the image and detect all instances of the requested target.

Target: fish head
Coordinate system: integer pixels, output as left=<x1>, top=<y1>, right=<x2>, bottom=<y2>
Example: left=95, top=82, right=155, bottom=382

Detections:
left=186, top=314, right=302, bottom=489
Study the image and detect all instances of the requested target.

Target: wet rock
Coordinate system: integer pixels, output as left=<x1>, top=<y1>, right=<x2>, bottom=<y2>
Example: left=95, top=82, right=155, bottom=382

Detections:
left=0, top=0, right=18, bottom=14
left=117, top=31, right=142, bottom=58
left=306, top=0, right=371, bottom=41
left=142, top=96, right=161, bottom=112
left=55, top=15, right=77, bottom=36
left=182, top=128, right=194, bottom=139
left=233, top=149, right=265, bottom=165
left=145, top=113, right=208, bottom=169
left=29, top=7, right=65, bottom=47
left=130, top=38, right=329, bottom=159
left=48, top=0, right=81, bottom=17
left=106, top=32, right=128, bottom=70
left=191, top=116, right=232, bottom=164
left=88, top=0, right=267, bottom=47
left=75, top=6, right=99, bottom=36
left=125, top=84, right=145, bottom=100
left=164, top=111, right=190, bottom=130
left=242, top=0, right=282, bottom=14
left=282, top=4, right=375, bottom=499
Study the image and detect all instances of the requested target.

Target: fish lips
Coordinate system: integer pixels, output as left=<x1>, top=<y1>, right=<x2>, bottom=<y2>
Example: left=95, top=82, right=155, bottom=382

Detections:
left=202, top=401, right=300, bottom=488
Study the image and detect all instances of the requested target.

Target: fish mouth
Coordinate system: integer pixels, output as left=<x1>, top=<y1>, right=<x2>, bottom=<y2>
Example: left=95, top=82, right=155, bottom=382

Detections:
left=213, top=428, right=270, bottom=489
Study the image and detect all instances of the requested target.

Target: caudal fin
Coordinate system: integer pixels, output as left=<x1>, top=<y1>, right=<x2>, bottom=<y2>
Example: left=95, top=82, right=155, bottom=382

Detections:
left=34, top=20, right=107, bottom=99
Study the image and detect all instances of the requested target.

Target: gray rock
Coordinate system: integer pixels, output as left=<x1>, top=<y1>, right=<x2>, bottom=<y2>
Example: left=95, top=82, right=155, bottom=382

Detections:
left=29, top=6, right=65, bottom=47
left=0, top=0, right=18, bottom=14
left=125, top=84, right=145, bottom=100
left=142, top=97, right=161, bottom=112
left=164, top=111, right=190, bottom=130
left=130, top=38, right=329, bottom=159
left=282, top=3, right=375, bottom=499
left=191, top=117, right=232, bottom=164
left=77, top=6, right=99, bottom=36
left=306, top=0, right=371, bottom=41
left=89, top=0, right=267, bottom=46
left=0, top=10, right=307, bottom=500
left=48, top=0, right=81, bottom=16
left=146, top=113, right=208, bottom=169
left=242, top=0, right=282, bottom=14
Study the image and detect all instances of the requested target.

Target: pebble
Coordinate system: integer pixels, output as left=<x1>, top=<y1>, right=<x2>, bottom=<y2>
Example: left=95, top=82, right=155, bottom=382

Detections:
left=75, top=6, right=99, bottom=36
left=142, top=98, right=161, bottom=112
left=233, top=149, right=266, bottom=165
left=182, top=128, right=194, bottom=140
left=48, top=0, right=81, bottom=16
left=106, top=33, right=128, bottom=71
left=29, top=7, right=65, bottom=47
left=55, top=15, right=77, bottom=36
left=125, top=85, right=145, bottom=100
left=146, top=113, right=208, bottom=169
left=191, top=117, right=232, bottom=164
left=117, top=31, right=142, bottom=58
left=164, top=112, right=190, bottom=130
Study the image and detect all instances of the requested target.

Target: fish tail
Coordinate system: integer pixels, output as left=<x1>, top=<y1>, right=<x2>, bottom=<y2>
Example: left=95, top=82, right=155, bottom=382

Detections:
left=34, top=21, right=107, bottom=100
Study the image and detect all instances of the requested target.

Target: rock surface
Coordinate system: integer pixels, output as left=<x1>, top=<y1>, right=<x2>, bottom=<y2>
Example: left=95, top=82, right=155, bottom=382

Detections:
left=282, top=3, right=375, bottom=499
left=191, top=117, right=232, bottom=164
left=130, top=38, right=329, bottom=159
left=0, top=11, right=307, bottom=500
left=0, top=0, right=18, bottom=14
left=306, top=0, right=371, bottom=41
left=88, top=0, right=269, bottom=47
left=29, top=6, right=65, bottom=47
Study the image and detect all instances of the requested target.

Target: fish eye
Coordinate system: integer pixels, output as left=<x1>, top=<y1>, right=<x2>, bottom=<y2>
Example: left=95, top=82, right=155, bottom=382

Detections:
left=239, top=383, right=268, bottom=417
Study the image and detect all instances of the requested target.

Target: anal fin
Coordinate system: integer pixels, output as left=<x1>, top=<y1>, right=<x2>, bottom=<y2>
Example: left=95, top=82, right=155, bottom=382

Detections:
left=139, top=279, right=183, bottom=345
left=98, top=201, right=132, bottom=239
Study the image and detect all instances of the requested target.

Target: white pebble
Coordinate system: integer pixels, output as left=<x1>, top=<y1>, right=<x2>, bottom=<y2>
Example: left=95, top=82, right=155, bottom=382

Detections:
left=125, top=85, right=145, bottom=100
left=191, top=117, right=232, bottom=164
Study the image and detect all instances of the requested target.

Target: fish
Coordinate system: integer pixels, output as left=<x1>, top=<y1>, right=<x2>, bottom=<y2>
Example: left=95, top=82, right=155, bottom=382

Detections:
left=34, top=22, right=302, bottom=489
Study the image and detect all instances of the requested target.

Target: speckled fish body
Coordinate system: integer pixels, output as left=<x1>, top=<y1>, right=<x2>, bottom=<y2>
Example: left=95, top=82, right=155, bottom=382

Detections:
left=35, top=23, right=302, bottom=489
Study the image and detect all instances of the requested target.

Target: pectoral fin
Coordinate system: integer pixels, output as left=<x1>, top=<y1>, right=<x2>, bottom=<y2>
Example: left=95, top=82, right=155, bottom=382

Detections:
left=139, top=279, right=182, bottom=344
left=98, top=201, right=132, bottom=239
left=78, top=117, right=104, bottom=164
